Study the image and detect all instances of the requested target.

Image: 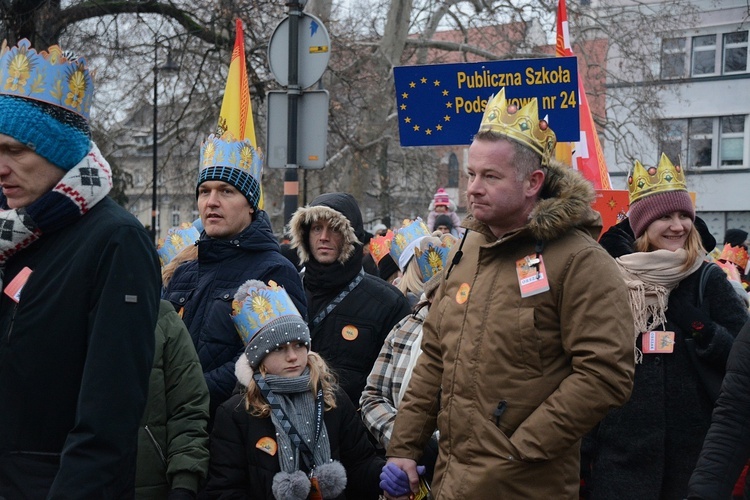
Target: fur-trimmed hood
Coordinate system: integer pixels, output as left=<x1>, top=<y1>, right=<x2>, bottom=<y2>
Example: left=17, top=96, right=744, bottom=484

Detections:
left=464, top=158, right=601, bottom=241
left=289, top=192, right=364, bottom=264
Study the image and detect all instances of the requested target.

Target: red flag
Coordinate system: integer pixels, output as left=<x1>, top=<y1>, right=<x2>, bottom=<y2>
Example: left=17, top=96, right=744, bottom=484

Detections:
left=555, top=0, right=612, bottom=189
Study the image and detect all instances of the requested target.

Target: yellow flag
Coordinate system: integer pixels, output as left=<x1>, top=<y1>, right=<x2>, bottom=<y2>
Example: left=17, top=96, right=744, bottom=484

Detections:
left=218, top=18, right=263, bottom=208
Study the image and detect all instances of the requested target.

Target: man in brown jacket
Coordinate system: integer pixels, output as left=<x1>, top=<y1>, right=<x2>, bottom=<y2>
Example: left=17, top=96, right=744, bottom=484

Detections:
left=384, top=89, right=635, bottom=499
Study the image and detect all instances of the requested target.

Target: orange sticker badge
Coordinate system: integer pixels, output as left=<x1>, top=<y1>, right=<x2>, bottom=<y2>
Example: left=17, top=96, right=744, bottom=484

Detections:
left=456, top=283, right=470, bottom=304
left=341, top=325, right=359, bottom=341
left=256, top=437, right=277, bottom=456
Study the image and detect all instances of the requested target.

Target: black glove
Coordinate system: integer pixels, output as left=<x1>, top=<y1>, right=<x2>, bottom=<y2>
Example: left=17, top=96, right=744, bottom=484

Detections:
left=666, top=298, right=716, bottom=347
left=167, top=488, right=196, bottom=500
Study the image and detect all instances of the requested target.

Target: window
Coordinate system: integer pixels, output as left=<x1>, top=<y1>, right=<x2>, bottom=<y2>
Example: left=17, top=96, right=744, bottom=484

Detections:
left=659, top=120, right=686, bottom=163
left=661, top=38, right=686, bottom=78
left=660, top=30, right=749, bottom=78
left=134, top=169, right=144, bottom=187
left=448, top=153, right=459, bottom=187
left=721, top=116, right=745, bottom=166
left=724, top=31, right=748, bottom=73
left=171, top=205, right=181, bottom=227
left=692, top=35, right=717, bottom=76
left=688, top=118, right=713, bottom=168
left=658, top=116, right=748, bottom=170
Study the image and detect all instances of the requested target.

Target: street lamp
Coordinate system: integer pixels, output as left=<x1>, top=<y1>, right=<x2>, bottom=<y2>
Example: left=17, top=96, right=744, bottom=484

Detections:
left=151, top=39, right=180, bottom=243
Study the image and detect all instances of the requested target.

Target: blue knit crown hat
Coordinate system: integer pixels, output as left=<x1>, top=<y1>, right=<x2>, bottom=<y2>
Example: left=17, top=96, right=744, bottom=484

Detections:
left=231, top=279, right=309, bottom=374
left=0, top=39, right=93, bottom=171
left=197, top=131, right=263, bottom=208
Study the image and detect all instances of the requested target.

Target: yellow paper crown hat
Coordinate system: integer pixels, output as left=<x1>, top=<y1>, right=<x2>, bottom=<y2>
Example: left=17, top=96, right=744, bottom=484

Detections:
left=627, top=153, right=694, bottom=238
left=478, top=88, right=556, bottom=166
left=627, top=152, right=687, bottom=205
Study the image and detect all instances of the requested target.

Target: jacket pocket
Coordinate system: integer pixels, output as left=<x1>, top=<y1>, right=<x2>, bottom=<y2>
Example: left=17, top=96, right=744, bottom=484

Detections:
left=165, top=289, right=194, bottom=317
left=518, top=307, right=543, bottom=375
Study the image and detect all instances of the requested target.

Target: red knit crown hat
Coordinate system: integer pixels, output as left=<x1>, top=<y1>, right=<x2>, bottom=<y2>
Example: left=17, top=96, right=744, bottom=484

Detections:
left=433, top=188, right=450, bottom=207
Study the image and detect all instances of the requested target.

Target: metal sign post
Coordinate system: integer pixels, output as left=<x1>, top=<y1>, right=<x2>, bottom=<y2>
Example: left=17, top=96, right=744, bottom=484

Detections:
left=267, top=4, right=330, bottom=224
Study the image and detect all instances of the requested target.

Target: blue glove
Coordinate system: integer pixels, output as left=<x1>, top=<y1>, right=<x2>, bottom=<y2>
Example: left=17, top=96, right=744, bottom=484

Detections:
left=379, top=463, right=426, bottom=497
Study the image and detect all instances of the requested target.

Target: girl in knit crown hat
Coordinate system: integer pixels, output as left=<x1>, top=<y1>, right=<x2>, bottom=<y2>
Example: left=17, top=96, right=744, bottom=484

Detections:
left=203, top=280, right=384, bottom=500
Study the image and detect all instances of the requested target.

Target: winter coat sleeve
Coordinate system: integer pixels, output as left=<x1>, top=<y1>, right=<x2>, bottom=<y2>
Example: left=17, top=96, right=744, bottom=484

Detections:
left=203, top=401, right=252, bottom=499
left=667, top=265, right=748, bottom=369
left=426, top=211, right=437, bottom=232
left=360, top=325, right=400, bottom=449
left=336, top=389, right=386, bottom=500
left=387, top=293, right=445, bottom=460
left=160, top=303, right=210, bottom=493
left=49, top=225, right=160, bottom=498
left=688, top=319, right=750, bottom=499
left=509, top=245, right=635, bottom=461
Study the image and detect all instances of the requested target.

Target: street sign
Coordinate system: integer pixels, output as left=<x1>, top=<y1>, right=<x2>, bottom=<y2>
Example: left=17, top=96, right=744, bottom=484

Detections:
left=268, top=13, right=331, bottom=88
left=266, top=90, right=329, bottom=169
left=394, top=56, right=580, bottom=145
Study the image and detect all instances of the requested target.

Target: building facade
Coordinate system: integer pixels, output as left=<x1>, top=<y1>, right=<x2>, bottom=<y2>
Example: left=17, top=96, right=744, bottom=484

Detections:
left=598, top=0, right=750, bottom=243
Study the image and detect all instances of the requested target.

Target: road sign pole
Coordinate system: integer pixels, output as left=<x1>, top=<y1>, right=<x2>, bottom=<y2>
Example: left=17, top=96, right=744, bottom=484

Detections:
left=283, top=0, right=302, bottom=225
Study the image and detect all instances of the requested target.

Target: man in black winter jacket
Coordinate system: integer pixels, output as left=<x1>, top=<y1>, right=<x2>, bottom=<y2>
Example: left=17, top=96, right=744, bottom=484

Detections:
left=290, top=193, right=411, bottom=407
left=164, top=132, right=306, bottom=420
left=0, top=40, right=160, bottom=497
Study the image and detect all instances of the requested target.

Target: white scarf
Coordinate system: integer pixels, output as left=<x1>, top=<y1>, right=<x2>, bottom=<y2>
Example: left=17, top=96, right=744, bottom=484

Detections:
left=616, top=249, right=703, bottom=363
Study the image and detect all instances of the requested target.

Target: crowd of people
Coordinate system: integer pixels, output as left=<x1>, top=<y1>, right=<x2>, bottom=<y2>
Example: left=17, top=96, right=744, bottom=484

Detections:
left=1, top=39, right=750, bottom=500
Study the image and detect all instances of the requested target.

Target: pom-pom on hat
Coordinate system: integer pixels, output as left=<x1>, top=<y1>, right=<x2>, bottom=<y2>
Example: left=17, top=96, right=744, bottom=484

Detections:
left=433, top=188, right=450, bottom=207
left=627, top=153, right=694, bottom=238
left=197, top=131, right=263, bottom=209
left=232, top=280, right=310, bottom=385
left=390, top=218, right=432, bottom=272
left=0, top=39, right=94, bottom=171
left=156, top=223, right=200, bottom=267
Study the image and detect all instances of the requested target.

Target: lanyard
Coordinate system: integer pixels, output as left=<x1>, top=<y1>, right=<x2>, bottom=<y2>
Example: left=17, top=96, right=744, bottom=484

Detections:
left=310, top=269, right=365, bottom=329
left=254, top=372, right=324, bottom=470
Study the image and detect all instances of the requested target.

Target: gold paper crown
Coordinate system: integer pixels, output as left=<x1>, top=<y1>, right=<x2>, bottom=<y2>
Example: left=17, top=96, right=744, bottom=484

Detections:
left=627, top=153, right=687, bottom=205
left=478, top=88, right=556, bottom=166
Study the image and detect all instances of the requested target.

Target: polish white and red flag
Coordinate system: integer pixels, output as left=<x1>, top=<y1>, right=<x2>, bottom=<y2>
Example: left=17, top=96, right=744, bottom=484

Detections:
left=555, top=0, right=612, bottom=189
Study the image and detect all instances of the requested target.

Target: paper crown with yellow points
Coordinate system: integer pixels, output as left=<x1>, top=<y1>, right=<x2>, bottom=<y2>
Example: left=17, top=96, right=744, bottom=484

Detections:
left=415, top=233, right=458, bottom=282
left=0, top=39, right=95, bottom=118
left=156, top=223, right=200, bottom=267
left=391, top=218, right=432, bottom=271
left=627, top=153, right=687, bottom=205
left=231, top=280, right=309, bottom=371
left=719, top=243, right=750, bottom=274
left=478, top=88, right=556, bottom=166
left=369, top=229, right=394, bottom=265
left=197, top=131, right=263, bottom=208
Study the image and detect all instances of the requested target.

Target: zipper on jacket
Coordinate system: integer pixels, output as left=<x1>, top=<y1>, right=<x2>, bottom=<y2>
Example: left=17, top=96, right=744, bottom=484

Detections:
left=4, top=303, right=18, bottom=344
left=144, top=425, right=167, bottom=467
left=493, top=400, right=507, bottom=427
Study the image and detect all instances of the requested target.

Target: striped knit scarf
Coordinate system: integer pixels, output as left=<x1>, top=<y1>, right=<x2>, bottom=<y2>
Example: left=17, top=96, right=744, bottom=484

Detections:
left=0, top=143, right=112, bottom=288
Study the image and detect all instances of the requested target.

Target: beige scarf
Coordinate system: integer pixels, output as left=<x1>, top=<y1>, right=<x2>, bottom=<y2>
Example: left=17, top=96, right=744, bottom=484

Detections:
left=616, top=249, right=703, bottom=363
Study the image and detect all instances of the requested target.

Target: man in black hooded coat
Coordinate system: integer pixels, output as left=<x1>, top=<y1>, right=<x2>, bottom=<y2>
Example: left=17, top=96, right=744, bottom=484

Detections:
left=289, top=193, right=411, bottom=407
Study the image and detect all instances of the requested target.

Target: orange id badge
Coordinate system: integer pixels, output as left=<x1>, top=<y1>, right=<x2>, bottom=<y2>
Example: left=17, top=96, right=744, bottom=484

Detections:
left=516, top=254, right=550, bottom=298
left=641, top=331, right=675, bottom=354
left=3, top=266, right=32, bottom=303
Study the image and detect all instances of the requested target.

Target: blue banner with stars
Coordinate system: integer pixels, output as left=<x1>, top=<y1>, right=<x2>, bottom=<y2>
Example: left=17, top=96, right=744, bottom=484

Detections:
left=394, top=56, right=580, bottom=146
